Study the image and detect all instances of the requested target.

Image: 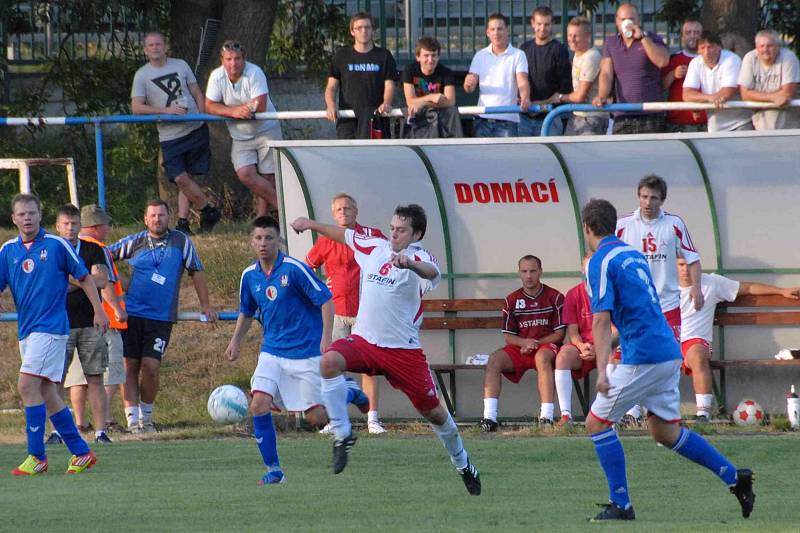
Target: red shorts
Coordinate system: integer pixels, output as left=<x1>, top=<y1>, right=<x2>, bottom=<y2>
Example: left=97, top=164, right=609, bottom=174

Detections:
left=329, top=335, right=439, bottom=412
left=500, top=343, right=558, bottom=384
left=560, top=344, right=597, bottom=379
left=680, top=338, right=711, bottom=375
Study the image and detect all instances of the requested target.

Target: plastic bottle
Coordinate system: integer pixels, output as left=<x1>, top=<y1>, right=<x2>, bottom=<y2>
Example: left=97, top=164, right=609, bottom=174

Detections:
left=788, top=384, right=799, bottom=429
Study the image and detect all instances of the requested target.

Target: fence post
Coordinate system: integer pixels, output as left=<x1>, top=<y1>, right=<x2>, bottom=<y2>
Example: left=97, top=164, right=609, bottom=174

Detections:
left=94, top=121, right=107, bottom=209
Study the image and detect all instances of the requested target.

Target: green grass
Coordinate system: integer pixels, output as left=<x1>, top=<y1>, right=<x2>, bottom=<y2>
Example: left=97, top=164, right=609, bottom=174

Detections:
left=1, top=432, right=798, bottom=532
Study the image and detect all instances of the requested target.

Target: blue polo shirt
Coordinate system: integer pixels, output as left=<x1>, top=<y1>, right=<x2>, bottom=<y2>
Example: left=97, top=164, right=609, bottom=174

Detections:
left=239, top=252, right=332, bottom=359
left=0, top=228, right=89, bottom=340
left=586, top=235, right=681, bottom=365
left=108, top=230, right=203, bottom=322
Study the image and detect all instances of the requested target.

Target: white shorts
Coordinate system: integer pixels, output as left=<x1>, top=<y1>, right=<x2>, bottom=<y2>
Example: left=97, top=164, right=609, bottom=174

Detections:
left=19, top=332, right=69, bottom=383
left=590, top=359, right=682, bottom=424
left=231, top=127, right=282, bottom=174
left=64, top=329, right=126, bottom=388
left=251, top=353, right=323, bottom=412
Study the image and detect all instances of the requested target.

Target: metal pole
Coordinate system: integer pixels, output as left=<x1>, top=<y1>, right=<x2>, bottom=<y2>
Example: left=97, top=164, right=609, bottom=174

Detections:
left=66, top=157, right=79, bottom=207
left=18, top=161, right=31, bottom=193
left=94, top=122, right=106, bottom=209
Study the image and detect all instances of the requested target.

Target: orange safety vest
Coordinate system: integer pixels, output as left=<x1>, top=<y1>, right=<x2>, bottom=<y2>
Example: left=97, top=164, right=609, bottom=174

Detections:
left=79, top=234, right=127, bottom=330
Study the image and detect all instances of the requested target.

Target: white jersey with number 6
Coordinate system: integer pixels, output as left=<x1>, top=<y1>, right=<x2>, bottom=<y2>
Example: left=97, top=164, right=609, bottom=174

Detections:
left=616, top=208, right=700, bottom=313
left=345, top=228, right=441, bottom=349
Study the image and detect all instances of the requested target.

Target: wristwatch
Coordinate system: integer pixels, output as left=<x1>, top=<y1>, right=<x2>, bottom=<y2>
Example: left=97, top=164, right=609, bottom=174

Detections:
left=641, top=30, right=650, bottom=39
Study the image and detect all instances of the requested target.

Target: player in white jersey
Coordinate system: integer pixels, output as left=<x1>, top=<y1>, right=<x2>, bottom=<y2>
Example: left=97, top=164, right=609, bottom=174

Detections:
left=615, top=175, right=703, bottom=425
left=677, top=257, right=800, bottom=421
left=291, top=204, right=481, bottom=496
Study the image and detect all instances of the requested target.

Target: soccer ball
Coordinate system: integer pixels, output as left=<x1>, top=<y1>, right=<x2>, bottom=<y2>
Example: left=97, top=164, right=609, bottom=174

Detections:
left=207, top=385, right=249, bottom=424
left=733, top=399, right=765, bottom=426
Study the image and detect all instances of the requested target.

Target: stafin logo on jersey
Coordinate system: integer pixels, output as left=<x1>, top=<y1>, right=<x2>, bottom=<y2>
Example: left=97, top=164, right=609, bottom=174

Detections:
left=21, top=259, right=35, bottom=273
left=280, top=275, right=289, bottom=287
left=265, top=286, right=278, bottom=301
left=39, top=249, right=48, bottom=262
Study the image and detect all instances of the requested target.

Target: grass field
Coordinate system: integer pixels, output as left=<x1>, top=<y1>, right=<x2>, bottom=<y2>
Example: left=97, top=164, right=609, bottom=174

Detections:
left=1, top=431, right=798, bottom=532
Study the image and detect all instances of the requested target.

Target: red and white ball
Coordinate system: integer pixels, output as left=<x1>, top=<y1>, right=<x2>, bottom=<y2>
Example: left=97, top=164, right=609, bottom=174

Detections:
left=733, top=399, right=765, bottom=426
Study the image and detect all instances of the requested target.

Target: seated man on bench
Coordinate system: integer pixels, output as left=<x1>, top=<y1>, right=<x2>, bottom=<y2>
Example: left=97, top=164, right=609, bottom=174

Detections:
left=481, top=255, right=565, bottom=430
left=677, top=257, right=800, bottom=421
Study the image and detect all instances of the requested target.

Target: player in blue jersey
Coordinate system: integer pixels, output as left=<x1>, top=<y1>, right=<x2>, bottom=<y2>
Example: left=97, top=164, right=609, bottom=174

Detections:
left=580, top=198, right=754, bottom=521
left=224, top=216, right=368, bottom=485
left=108, top=199, right=217, bottom=434
left=0, top=193, right=108, bottom=475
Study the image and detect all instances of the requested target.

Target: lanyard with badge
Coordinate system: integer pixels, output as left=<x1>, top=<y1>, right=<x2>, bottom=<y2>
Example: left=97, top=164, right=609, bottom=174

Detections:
left=147, top=231, right=169, bottom=285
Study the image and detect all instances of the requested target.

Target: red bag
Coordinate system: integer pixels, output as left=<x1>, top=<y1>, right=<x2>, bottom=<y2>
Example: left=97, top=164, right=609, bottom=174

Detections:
left=370, top=113, right=384, bottom=139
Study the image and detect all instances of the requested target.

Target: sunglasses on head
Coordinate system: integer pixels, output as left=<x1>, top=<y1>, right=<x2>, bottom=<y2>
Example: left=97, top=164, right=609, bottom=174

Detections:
left=222, top=41, right=243, bottom=51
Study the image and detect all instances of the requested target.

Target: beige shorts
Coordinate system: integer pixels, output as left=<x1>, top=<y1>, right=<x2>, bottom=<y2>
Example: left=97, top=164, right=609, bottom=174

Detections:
left=231, top=126, right=283, bottom=175
left=64, top=329, right=125, bottom=387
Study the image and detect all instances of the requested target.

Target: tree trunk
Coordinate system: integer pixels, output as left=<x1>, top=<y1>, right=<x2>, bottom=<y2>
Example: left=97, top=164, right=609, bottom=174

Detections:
left=168, top=0, right=279, bottom=221
left=700, top=0, right=761, bottom=57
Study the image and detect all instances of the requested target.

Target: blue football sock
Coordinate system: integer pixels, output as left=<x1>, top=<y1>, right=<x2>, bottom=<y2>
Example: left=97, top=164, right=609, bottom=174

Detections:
left=253, top=413, right=280, bottom=470
left=670, top=427, right=737, bottom=485
left=25, top=404, right=47, bottom=460
left=591, top=427, right=631, bottom=509
left=50, top=407, right=90, bottom=456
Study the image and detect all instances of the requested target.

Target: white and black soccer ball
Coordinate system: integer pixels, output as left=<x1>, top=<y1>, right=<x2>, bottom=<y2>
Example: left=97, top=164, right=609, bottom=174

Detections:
left=733, top=399, right=765, bottom=426
left=207, top=385, right=249, bottom=424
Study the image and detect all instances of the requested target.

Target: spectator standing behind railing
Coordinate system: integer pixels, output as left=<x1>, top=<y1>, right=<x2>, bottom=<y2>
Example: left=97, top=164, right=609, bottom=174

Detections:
left=682, top=31, right=754, bottom=133
left=464, top=13, right=530, bottom=137
left=560, top=16, right=608, bottom=135
left=518, top=6, right=572, bottom=136
left=738, top=29, right=800, bottom=130
left=205, top=41, right=283, bottom=217
left=593, top=3, right=669, bottom=134
left=325, top=12, right=398, bottom=139
left=401, top=36, right=463, bottom=138
left=661, top=20, right=707, bottom=133
left=131, top=32, right=221, bottom=235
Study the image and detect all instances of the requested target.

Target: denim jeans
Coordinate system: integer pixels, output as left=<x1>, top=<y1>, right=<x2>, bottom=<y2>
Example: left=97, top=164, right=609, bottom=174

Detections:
left=473, top=117, right=518, bottom=137
left=518, top=113, right=564, bottom=136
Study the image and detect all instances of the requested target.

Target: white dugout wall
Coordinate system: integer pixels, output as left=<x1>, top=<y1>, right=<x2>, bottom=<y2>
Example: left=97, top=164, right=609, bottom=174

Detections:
left=273, top=131, right=800, bottom=417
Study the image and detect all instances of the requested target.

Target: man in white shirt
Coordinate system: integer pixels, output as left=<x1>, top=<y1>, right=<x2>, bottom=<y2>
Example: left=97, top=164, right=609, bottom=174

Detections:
left=738, top=29, right=800, bottom=130
left=291, top=205, right=481, bottom=496
left=677, top=257, right=800, bottom=421
left=206, top=40, right=283, bottom=216
left=464, top=12, right=530, bottom=137
left=683, top=31, right=754, bottom=133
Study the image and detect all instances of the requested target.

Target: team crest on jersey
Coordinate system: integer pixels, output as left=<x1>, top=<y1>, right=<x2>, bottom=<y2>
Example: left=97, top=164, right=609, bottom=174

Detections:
left=22, top=259, right=35, bottom=273
left=266, top=286, right=278, bottom=301
left=515, top=299, right=525, bottom=309
left=280, top=274, right=289, bottom=287
left=39, top=249, right=48, bottom=262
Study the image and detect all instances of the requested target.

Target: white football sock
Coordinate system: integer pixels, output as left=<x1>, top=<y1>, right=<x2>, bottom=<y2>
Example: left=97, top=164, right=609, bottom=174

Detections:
left=483, top=397, right=498, bottom=421
left=540, top=403, right=555, bottom=420
left=125, top=406, right=139, bottom=428
left=321, top=375, right=351, bottom=440
left=696, top=394, right=713, bottom=416
left=626, top=405, right=641, bottom=419
left=367, top=410, right=379, bottom=424
left=431, top=413, right=468, bottom=470
left=554, top=369, right=573, bottom=416
left=139, top=402, right=153, bottom=424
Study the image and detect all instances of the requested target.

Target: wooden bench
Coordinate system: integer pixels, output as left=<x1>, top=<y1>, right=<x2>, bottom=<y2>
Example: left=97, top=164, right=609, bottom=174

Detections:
left=420, top=299, right=591, bottom=418
left=710, top=293, right=800, bottom=409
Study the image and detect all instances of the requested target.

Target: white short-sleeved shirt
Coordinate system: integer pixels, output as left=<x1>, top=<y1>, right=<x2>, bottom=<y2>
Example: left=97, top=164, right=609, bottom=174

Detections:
left=684, top=50, right=753, bottom=132
left=616, top=208, right=701, bottom=313
left=345, top=229, right=441, bottom=349
left=205, top=61, right=281, bottom=140
left=468, top=44, right=528, bottom=122
left=131, top=58, right=202, bottom=141
left=738, top=48, right=800, bottom=130
left=572, top=48, right=606, bottom=118
left=680, top=273, right=740, bottom=343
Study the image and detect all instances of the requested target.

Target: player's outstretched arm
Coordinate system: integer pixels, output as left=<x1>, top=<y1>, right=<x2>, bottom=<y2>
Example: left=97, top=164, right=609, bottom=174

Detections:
left=225, top=314, right=254, bottom=362
left=592, top=311, right=613, bottom=395
left=78, top=275, right=109, bottom=334
left=739, top=282, right=800, bottom=300
left=290, top=217, right=346, bottom=243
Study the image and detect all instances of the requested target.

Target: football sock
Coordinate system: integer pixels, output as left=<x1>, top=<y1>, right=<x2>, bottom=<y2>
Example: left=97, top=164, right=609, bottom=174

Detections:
left=431, top=413, right=468, bottom=470
left=554, top=369, right=573, bottom=416
left=125, top=406, right=139, bottom=428
left=696, top=394, right=713, bottom=417
left=670, top=427, right=737, bottom=485
left=626, top=405, right=642, bottom=419
left=25, top=404, right=47, bottom=460
left=252, top=413, right=280, bottom=470
left=139, top=402, right=154, bottom=424
left=591, top=427, right=631, bottom=510
left=483, top=397, right=498, bottom=421
left=540, top=402, right=555, bottom=421
left=50, top=407, right=90, bottom=456
left=321, top=375, right=351, bottom=441
left=368, top=410, right=379, bottom=424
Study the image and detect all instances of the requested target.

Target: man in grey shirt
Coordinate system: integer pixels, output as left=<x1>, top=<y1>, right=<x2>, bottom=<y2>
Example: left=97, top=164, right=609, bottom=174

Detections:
left=131, top=32, right=221, bottom=235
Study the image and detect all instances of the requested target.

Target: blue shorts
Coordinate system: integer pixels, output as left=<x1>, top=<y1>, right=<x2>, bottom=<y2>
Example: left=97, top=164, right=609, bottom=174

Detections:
left=160, top=124, right=210, bottom=181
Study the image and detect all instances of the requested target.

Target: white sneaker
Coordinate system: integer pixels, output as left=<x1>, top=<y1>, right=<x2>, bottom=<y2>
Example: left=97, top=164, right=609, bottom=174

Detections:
left=140, top=422, right=157, bottom=434
left=368, top=421, right=387, bottom=434
left=318, top=423, right=334, bottom=435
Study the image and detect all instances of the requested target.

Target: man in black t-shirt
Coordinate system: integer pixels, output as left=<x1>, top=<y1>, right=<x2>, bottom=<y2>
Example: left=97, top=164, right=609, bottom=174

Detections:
left=325, top=12, right=398, bottom=139
left=55, top=204, right=113, bottom=444
left=401, top=37, right=463, bottom=138
left=519, top=6, right=572, bottom=136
